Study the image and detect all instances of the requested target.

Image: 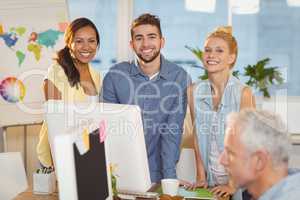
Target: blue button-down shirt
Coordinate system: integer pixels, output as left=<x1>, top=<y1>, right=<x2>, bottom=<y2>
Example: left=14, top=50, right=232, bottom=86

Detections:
left=102, top=55, right=191, bottom=183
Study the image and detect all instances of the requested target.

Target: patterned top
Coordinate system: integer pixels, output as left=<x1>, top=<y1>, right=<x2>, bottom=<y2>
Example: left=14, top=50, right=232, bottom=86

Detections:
left=209, top=111, right=228, bottom=185
left=193, top=75, right=245, bottom=200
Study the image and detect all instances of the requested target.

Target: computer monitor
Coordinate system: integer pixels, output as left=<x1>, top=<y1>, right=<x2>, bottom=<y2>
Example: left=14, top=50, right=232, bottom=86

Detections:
left=46, top=101, right=152, bottom=199
left=53, top=129, right=111, bottom=200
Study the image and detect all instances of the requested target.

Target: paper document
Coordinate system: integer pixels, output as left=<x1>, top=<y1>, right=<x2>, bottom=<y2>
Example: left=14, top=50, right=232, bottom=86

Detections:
left=178, top=187, right=214, bottom=199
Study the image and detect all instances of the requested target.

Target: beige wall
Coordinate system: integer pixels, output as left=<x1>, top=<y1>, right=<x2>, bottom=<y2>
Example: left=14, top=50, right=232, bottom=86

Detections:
left=181, top=106, right=194, bottom=149
left=5, top=124, right=42, bottom=185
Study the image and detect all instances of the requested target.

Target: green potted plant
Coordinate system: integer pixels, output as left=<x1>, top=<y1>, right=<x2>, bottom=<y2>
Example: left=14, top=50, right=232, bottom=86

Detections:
left=185, top=45, right=284, bottom=98
left=109, top=163, right=119, bottom=198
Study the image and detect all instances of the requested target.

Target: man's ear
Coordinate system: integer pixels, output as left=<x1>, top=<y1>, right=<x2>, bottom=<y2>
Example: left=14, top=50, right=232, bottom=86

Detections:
left=160, top=37, right=165, bottom=49
left=130, top=40, right=133, bottom=49
left=253, top=150, right=268, bottom=172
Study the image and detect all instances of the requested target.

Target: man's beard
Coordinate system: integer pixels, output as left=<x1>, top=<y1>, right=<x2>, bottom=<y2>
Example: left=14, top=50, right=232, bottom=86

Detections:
left=136, top=50, right=160, bottom=63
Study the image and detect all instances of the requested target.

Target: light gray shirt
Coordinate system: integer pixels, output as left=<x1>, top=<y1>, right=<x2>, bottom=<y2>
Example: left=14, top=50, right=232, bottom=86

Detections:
left=258, top=168, right=300, bottom=200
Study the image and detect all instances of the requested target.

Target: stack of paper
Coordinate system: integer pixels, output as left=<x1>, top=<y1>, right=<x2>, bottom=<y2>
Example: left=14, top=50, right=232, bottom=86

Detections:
left=178, top=187, right=214, bottom=199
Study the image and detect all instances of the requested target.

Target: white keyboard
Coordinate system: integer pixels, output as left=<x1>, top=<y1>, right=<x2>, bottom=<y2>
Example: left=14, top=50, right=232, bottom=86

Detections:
left=118, top=190, right=159, bottom=199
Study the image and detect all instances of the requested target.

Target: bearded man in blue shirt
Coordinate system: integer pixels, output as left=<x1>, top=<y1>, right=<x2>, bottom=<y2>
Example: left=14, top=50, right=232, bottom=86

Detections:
left=102, top=13, right=191, bottom=183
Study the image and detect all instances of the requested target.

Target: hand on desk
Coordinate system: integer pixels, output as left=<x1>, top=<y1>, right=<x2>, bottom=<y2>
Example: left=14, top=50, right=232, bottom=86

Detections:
left=178, top=179, right=232, bottom=200
left=179, top=178, right=208, bottom=190
left=210, top=184, right=235, bottom=199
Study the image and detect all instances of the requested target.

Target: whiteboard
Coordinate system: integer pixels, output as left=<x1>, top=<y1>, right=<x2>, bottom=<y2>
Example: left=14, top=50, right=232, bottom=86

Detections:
left=0, top=0, right=69, bottom=126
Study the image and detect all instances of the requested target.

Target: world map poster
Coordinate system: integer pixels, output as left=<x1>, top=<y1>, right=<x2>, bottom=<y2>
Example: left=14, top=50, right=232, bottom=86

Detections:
left=0, top=0, right=69, bottom=126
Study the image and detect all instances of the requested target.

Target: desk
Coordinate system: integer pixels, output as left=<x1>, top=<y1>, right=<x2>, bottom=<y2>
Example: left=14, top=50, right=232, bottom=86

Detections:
left=14, top=186, right=229, bottom=200
left=13, top=188, right=58, bottom=200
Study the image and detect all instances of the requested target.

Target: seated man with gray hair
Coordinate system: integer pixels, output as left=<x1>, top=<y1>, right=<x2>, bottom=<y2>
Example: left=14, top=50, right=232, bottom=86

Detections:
left=219, top=109, right=300, bottom=200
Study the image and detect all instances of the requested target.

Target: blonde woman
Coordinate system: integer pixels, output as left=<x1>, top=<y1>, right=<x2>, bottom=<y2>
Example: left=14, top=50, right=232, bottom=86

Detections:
left=188, top=26, right=255, bottom=199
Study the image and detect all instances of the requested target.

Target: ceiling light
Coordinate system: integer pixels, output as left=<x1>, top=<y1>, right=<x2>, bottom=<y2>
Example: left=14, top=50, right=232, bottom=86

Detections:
left=287, top=0, right=300, bottom=6
left=185, top=0, right=216, bottom=13
left=230, top=0, right=260, bottom=14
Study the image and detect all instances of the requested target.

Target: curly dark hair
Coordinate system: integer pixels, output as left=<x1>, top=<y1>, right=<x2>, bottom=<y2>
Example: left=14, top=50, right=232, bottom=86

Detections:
left=55, top=17, right=100, bottom=87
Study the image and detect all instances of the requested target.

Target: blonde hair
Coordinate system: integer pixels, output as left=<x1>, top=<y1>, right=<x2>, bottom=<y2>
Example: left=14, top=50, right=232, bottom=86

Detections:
left=206, top=26, right=238, bottom=68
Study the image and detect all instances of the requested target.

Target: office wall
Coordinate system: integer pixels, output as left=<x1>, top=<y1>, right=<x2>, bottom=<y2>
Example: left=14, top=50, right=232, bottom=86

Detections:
left=0, top=128, right=4, bottom=152
left=5, top=124, right=41, bottom=185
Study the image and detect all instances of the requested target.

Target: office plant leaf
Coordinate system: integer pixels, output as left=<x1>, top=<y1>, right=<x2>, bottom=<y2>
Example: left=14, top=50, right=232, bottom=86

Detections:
left=244, top=58, right=284, bottom=98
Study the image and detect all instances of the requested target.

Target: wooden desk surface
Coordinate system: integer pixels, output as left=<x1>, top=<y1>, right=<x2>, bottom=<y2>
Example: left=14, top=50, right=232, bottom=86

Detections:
left=13, top=187, right=58, bottom=200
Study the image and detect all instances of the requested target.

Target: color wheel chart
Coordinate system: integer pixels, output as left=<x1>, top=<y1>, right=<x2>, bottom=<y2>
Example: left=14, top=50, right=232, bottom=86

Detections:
left=0, top=77, right=26, bottom=103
